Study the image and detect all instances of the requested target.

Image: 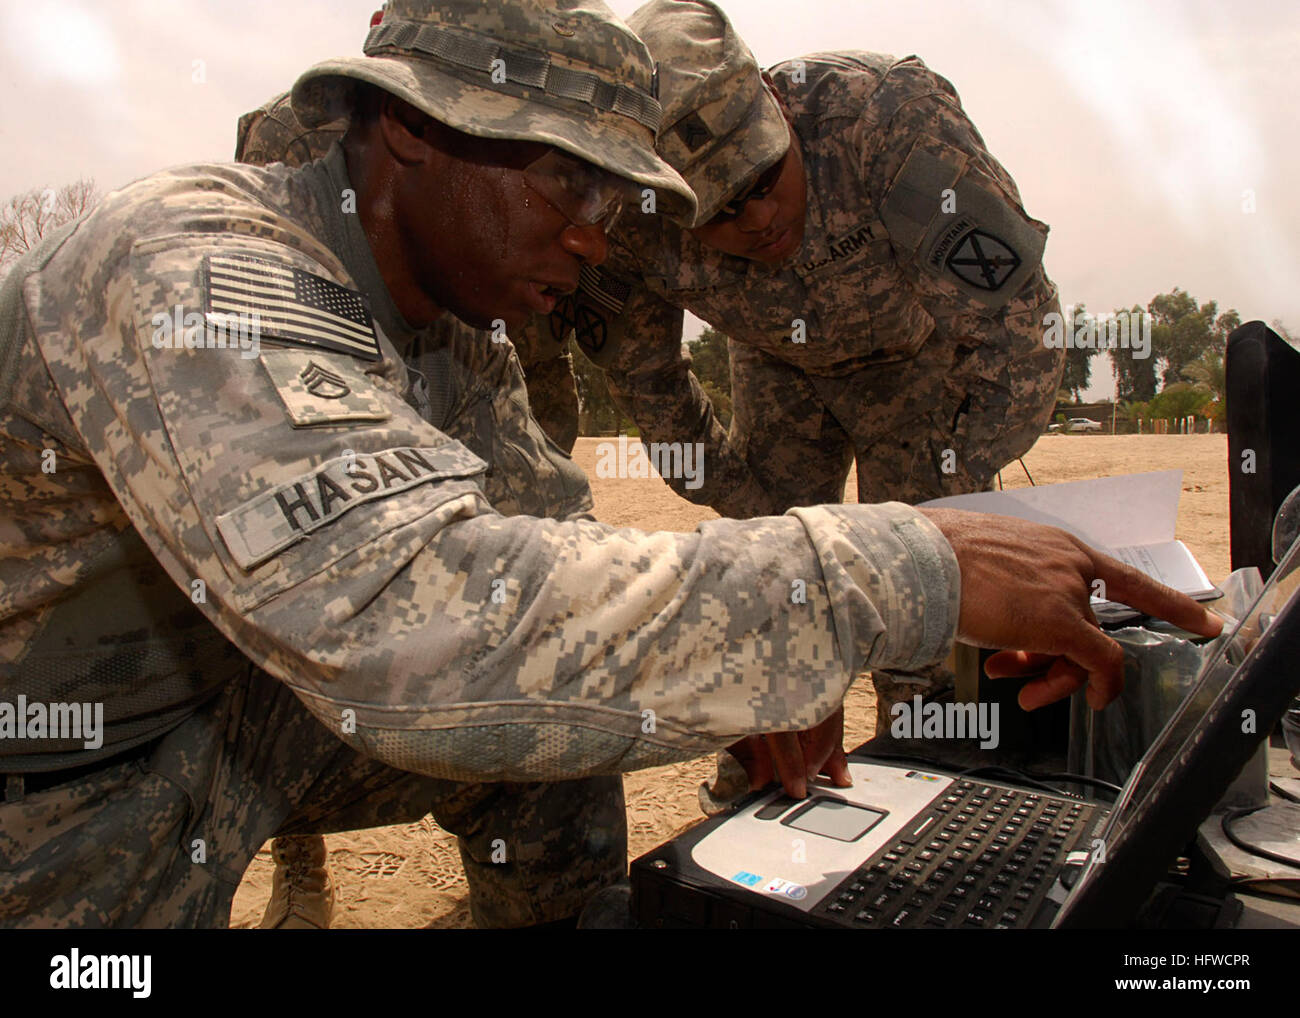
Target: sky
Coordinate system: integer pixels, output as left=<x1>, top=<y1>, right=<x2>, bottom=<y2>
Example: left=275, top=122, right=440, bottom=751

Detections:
left=2, top=0, right=1297, bottom=400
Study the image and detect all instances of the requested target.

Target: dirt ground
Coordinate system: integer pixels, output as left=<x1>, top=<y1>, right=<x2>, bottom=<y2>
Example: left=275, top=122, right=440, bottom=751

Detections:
left=228, top=432, right=1231, bottom=928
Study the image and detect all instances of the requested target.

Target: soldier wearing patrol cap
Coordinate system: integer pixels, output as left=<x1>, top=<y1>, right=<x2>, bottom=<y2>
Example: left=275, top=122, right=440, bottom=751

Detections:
left=562, top=0, right=1068, bottom=735
left=0, top=0, right=1217, bottom=932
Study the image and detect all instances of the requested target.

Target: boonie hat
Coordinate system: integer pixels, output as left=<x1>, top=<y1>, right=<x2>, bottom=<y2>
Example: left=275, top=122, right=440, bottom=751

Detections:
left=628, top=0, right=790, bottom=227
left=291, top=0, right=696, bottom=223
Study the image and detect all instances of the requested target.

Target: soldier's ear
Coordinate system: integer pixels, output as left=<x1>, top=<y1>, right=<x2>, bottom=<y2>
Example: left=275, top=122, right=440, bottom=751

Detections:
left=377, top=93, right=436, bottom=165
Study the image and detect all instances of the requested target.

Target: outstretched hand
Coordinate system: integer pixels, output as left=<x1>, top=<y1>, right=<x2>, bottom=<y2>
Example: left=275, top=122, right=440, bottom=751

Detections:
left=919, top=508, right=1223, bottom=711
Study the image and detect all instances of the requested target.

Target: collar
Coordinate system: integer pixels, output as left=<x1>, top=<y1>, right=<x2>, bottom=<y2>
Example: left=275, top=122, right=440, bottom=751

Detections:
left=299, top=142, right=419, bottom=353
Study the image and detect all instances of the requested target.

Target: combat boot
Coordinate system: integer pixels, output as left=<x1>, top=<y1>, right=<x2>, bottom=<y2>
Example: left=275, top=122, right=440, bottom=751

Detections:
left=258, top=834, right=334, bottom=929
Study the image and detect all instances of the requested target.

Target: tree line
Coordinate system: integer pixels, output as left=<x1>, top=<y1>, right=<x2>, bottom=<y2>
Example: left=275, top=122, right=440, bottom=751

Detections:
left=1060, top=293, right=1294, bottom=429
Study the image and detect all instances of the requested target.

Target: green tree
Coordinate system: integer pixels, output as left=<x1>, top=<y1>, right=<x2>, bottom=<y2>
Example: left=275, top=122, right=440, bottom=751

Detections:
left=1148, top=288, right=1205, bottom=388
left=1184, top=349, right=1226, bottom=427
left=1184, top=349, right=1225, bottom=402
left=686, top=325, right=735, bottom=427
left=687, top=325, right=732, bottom=399
left=700, top=379, right=732, bottom=428
left=568, top=337, right=633, bottom=436
left=1059, top=303, right=1095, bottom=401
left=1147, top=288, right=1239, bottom=388
left=1112, top=304, right=1158, bottom=403
left=1147, top=382, right=1212, bottom=421
left=1211, top=309, right=1241, bottom=356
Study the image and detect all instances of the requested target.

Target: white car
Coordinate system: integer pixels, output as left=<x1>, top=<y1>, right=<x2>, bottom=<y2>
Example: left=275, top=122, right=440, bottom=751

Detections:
left=1067, top=418, right=1103, bottom=433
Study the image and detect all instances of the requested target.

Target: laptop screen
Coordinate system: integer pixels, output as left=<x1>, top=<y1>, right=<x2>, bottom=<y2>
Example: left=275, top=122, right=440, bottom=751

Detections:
left=1054, top=536, right=1300, bottom=926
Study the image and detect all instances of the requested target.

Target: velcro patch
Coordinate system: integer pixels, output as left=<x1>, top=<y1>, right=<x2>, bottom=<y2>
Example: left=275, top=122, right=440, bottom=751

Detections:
left=943, top=228, right=1020, bottom=291
left=675, top=111, right=713, bottom=152
left=579, top=264, right=629, bottom=318
left=558, top=264, right=629, bottom=359
left=881, top=139, right=1045, bottom=308
left=215, top=444, right=487, bottom=569
left=205, top=253, right=381, bottom=360
left=259, top=350, right=392, bottom=427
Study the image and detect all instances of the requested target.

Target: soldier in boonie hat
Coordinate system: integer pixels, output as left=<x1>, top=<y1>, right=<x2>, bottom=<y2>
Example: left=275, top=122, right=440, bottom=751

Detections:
left=291, top=0, right=696, bottom=225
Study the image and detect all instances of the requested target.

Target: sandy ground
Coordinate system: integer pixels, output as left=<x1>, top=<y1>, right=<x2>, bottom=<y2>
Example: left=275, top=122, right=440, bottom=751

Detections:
left=229, top=432, right=1231, bottom=928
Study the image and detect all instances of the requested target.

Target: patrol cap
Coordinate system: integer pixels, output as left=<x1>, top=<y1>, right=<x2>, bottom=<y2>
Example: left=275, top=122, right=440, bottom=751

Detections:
left=628, top=0, right=790, bottom=227
left=291, top=0, right=696, bottom=223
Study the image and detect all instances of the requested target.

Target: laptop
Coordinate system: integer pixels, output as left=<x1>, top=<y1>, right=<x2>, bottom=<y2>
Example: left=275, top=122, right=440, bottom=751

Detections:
left=631, top=535, right=1300, bottom=929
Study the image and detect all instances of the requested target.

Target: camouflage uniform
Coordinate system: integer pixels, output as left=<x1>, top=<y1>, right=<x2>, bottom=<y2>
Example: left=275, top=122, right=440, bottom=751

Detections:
left=236, top=90, right=584, bottom=926
left=0, top=37, right=961, bottom=928
left=569, top=30, right=1064, bottom=719
left=237, top=91, right=581, bottom=454
left=578, top=52, right=1063, bottom=514
left=0, top=148, right=610, bottom=928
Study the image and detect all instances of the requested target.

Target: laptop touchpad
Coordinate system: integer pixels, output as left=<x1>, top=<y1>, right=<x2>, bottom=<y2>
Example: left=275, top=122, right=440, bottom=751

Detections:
left=783, top=797, right=886, bottom=842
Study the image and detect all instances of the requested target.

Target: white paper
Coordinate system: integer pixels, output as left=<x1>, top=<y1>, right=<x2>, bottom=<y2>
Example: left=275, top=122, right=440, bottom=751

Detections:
left=921, top=470, right=1182, bottom=549
left=1108, top=540, right=1214, bottom=597
left=921, top=470, right=1216, bottom=600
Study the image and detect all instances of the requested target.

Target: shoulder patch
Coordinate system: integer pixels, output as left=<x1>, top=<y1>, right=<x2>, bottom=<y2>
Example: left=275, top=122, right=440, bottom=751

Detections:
left=214, top=443, right=487, bottom=569
left=881, top=139, right=1046, bottom=308
left=259, top=350, right=392, bottom=427
left=943, top=229, right=1020, bottom=291
left=554, top=265, right=631, bottom=361
left=205, top=253, right=381, bottom=360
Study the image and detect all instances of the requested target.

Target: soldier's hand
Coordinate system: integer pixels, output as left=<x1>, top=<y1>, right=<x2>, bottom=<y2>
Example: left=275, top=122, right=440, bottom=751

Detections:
left=725, top=707, right=853, bottom=799
left=918, top=508, right=1223, bottom=711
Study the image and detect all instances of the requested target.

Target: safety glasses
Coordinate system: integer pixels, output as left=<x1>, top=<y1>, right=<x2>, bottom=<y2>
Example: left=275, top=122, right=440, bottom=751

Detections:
left=709, top=153, right=787, bottom=224
left=522, top=148, right=642, bottom=231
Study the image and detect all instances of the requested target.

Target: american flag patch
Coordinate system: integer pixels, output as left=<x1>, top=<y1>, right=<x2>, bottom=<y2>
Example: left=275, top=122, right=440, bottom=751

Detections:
left=205, top=254, right=380, bottom=361
left=579, top=264, right=630, bottom=317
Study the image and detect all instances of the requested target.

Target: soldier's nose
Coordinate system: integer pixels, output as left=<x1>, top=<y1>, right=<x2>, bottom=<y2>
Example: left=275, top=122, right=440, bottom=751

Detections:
left=559, top=223, right=608, bottom=266
left=737, top=195, right=779, bottom=233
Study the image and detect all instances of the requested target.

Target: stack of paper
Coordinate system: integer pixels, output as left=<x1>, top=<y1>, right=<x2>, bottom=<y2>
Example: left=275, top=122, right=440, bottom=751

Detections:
left=921, top=471, right=1216, bottom=611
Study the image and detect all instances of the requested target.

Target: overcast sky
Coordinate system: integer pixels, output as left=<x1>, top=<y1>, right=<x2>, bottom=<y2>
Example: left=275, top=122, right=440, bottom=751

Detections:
left=2, top=0, right=1297, bottom=400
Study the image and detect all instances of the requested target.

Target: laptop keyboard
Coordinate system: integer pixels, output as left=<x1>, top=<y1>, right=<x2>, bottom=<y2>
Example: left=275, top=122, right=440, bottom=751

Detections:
left=814, top=780, right=1103, bottom=929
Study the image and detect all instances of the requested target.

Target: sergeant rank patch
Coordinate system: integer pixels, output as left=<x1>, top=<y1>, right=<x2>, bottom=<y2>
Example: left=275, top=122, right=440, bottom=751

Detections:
left=205, top=254, right=381, bottom=361
left=259, top=350, right=392, bottom=427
